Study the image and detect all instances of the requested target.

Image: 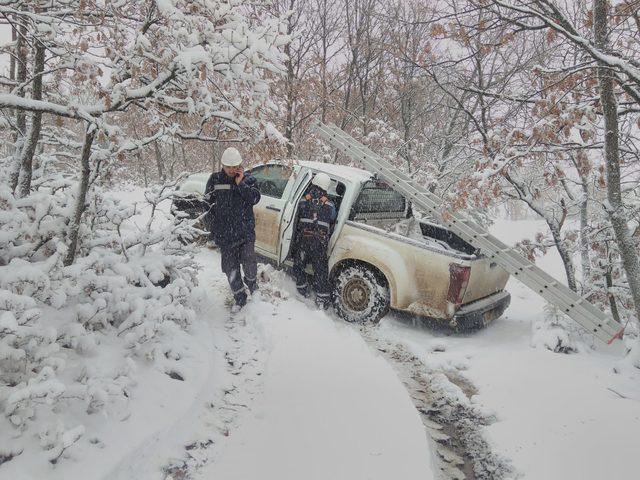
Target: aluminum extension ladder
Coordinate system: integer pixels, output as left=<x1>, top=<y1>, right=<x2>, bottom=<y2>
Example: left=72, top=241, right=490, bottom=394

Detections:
left=313, top=121, right=624, bottom=345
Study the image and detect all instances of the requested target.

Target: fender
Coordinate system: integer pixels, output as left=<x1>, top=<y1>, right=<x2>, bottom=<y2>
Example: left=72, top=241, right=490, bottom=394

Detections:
left=329, top=229, right=416, bottom=308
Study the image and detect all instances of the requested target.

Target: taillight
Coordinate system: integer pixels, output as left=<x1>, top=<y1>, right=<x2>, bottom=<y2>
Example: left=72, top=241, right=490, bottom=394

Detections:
left=447, top=264, right=471, bottom=305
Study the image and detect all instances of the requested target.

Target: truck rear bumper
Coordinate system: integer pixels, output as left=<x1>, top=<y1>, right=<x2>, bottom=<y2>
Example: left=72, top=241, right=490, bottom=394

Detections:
left=453, top=290, right=511, bottom=329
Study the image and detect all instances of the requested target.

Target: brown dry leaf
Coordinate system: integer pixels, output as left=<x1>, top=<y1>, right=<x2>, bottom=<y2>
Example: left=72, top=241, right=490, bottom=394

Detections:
left=430, top=23, right=445, bottom=37
left=545, top=29, right=557, bottom=43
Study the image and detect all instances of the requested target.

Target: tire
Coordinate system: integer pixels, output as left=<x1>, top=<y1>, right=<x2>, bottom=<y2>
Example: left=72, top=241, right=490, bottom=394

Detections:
left=332, top=264, right=390, bottom=324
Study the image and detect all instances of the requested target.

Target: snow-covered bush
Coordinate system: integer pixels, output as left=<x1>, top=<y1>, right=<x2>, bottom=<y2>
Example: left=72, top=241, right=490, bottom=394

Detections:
left=0, top=173, right=199, bottom=464
left=530, top=304, right=582, bottom=354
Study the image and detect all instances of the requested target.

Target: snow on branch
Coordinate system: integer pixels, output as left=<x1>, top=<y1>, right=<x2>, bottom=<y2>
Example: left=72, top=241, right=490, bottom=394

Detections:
left=488, top=0, right=640, bottom=102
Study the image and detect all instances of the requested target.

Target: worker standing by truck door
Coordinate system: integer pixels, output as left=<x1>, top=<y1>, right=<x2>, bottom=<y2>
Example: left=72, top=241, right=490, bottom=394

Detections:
left=293, top=173, right=337, bottom=310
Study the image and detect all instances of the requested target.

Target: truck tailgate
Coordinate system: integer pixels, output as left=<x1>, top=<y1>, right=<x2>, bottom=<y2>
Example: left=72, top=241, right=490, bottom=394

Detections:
left=462, top=257, right=510, bottom=303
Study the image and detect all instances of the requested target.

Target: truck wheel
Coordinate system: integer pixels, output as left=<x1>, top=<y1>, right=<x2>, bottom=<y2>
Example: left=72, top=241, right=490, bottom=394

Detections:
left=332, top=265, right=390, bottom=324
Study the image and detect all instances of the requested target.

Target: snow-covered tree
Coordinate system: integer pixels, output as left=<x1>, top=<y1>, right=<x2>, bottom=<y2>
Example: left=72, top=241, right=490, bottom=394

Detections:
left=0, top=0, right=288, bottom=465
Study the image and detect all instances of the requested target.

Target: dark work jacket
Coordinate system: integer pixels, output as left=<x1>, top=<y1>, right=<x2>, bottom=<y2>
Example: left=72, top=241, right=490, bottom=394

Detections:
left=204, top=170, right=261, bottom=248
left=295, top=188, right=337, bottom=243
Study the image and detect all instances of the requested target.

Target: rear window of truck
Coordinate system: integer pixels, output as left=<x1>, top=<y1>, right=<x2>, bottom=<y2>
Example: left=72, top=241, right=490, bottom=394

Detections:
left=351, top=180, right=406, bottom=215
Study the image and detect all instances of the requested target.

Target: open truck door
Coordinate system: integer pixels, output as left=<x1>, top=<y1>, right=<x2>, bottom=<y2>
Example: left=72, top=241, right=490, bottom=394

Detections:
left=249, top=164, right=295, bottom=258
left=278, top=168, right=313, bottom=265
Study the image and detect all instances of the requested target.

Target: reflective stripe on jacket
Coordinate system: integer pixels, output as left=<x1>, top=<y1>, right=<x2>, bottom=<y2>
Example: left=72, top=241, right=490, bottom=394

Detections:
left=296, top=193, right=337, bottom=240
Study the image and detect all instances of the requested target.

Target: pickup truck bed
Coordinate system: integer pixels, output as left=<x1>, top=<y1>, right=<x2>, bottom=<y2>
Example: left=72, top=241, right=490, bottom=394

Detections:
left=330, top=220, right=510, bottom=325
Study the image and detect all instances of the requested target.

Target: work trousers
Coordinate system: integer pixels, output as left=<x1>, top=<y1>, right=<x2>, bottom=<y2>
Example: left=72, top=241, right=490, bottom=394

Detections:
left=220, top=240, right=258, bottom=305
left=292, top=236, right=330, bottom=300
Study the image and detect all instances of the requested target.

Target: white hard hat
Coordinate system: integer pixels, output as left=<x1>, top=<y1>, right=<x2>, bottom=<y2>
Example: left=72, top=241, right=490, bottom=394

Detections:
left=311, top=172, right=331, bottom=191
left=221, top=147, right=243, bottom=167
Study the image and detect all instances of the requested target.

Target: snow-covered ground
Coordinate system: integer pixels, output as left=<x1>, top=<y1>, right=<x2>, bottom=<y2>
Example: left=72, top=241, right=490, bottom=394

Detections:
left=1, top=229, right=437, bottom=479
left=99, top=246, right=437, bottom=480
left=376, top=219, right=640, bottom=479
left=197, top=260, right=435, bottom=480
left=3, top=190, right=639, bottom=480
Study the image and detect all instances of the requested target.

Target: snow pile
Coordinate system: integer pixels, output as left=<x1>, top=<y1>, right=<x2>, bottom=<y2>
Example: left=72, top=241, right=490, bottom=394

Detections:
left=255, top=263, right=293, bottom=302
left=391, top=217, right=456, bottom=252
left=0, top=181, right=200, bottom=466
left=392, top=217, right=423, bottom=239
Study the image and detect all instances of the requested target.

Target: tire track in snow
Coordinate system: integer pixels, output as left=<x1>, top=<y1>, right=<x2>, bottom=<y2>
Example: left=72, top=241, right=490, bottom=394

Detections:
left=356, top=323, right=515, bottom=480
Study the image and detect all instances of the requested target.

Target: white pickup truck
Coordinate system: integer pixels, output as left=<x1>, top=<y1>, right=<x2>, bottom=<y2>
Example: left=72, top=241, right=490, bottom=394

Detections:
left=174, top=161, right=510, bottom=326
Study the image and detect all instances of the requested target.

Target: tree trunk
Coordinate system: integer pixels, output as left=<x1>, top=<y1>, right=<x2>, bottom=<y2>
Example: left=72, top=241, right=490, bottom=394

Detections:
left=17, top=44, right=45, bottom=198
left=429, top=109, right=463, bottom=194
left=9, top=19, right=28, bottom=193
left=603, top=256, right=621, bottom=324
left=64, top=129, right=96, bottom=267
left=506, top=173, right=578, bottom=292
left=154, top=140, right=165, bottom=182
left=594, top=0, right=640, bottom=327
left=400, top=76, right=413, bottom=172
left=283, top=3, right=296, bottom=157
left=548, top=222, right=578, bottom=293
left=180, top=142, right=188, bottom=168
left=9, top=22, right=16, bottom=81
left=579, top=182, right=591, bottom=293
left=137, top=149, right=148, bottom=187
left=169, top=142, right=176, bottom=180
left=284, top=60, right=295, bottom=156
left=320, top=0, right=328, bottom=123
left=209, top=142, right=223, bottom=172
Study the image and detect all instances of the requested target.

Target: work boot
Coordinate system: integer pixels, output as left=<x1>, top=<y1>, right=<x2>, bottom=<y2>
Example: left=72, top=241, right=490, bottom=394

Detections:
left=233, top=290, right=247, bottom=311
left=315, top=294, right=331, bottom=310
left=230, top=303, right=243, bottom=314
left=296, top=282, right=309, bottom=298
left=246, top=280, right=258, bottom=295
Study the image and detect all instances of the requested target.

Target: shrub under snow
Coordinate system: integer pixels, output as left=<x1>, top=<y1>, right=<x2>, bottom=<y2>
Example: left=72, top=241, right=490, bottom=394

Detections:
left=0, top=178, right=200, bottom=465
left=530, top=304, right=582, bottom=354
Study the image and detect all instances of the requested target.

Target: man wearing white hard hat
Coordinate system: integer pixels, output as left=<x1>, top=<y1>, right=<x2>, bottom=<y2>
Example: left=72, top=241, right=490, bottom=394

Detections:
left=292, top=172, right=337, bottom=310
left=204, top=147, right=261, bottom=312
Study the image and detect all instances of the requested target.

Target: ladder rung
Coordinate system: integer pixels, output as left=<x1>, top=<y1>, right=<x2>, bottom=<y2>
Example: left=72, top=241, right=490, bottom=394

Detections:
left=488, top=248, right=519, bottom=257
